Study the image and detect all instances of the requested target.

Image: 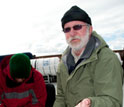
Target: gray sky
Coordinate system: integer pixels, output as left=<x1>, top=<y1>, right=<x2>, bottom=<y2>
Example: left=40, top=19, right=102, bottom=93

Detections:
left=0, top=0, right=124, bottom=56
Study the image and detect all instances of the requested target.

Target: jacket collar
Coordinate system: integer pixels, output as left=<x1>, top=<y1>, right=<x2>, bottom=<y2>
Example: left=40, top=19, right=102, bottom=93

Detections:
left=64, top=33, right=101, bottom=74
left=66, top=33, right=100, bottom=63
left=80, top=35, right=96, bottom=60
left=62, top=31, right=108, bottom=62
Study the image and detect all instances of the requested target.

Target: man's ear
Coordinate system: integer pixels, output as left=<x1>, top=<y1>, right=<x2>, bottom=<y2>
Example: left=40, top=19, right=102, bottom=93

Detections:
left=89, top=26, right=93, bottom=36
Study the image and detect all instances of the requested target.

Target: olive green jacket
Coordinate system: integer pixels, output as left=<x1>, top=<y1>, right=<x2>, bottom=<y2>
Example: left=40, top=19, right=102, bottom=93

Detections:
left=53, top=31, right=123, bottom=107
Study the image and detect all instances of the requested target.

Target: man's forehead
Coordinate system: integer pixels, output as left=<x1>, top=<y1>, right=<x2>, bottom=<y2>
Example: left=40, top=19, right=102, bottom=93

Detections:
left=64, top=21, right=87, bottom=27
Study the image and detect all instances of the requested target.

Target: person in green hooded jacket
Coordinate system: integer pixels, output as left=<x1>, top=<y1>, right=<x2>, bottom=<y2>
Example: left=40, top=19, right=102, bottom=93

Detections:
left=53, top=5, right=123, bottom=107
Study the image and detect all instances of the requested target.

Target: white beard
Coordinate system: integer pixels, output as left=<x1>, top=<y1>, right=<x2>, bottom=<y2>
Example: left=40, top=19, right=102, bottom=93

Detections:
left=66, top=29, right=90, bottom=52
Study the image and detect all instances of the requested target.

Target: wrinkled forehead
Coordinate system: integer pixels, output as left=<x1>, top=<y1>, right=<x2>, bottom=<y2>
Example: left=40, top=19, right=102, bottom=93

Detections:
left=64, top=21, right=87, bottom=28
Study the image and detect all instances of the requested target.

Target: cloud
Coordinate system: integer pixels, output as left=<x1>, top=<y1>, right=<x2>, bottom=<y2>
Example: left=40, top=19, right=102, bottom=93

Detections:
left=108, top=37, right=124, bottom=50
left=0, top=0, right=124, bottom=56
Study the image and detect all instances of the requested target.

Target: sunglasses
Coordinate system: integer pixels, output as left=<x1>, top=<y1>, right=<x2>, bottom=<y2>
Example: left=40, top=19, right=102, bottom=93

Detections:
left=63, top=24, right=88, bottom=33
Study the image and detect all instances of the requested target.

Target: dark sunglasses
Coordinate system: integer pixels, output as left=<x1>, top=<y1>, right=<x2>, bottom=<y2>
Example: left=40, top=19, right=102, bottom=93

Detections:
left=63, top=24, right=88, bottom=33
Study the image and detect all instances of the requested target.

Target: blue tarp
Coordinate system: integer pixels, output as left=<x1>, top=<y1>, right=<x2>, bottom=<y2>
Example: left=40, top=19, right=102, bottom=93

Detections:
left=0, top=52, right=34, bottom=62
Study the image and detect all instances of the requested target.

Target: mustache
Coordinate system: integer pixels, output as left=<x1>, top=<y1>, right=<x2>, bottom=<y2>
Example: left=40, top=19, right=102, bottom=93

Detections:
left=67, top=36, right=81, bottom=43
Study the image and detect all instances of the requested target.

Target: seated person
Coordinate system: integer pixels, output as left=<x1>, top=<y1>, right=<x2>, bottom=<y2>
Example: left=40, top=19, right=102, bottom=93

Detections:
left=0, top=53, right=47, bottom=107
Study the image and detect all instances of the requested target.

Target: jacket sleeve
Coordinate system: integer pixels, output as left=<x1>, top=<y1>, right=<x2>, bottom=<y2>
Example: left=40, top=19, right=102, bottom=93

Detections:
left=53, top=63, right=66, bottom=107
left=0, top=90, right=5, bottom=107
left=0, top=69, right=4, bottom=107
left=88, top=50, right=123, bottom=107
left=31, top=71, right=47, bottom=107
left=0, top=104, right=4, bottom=107
left=0, top=86, right=5, bottom=106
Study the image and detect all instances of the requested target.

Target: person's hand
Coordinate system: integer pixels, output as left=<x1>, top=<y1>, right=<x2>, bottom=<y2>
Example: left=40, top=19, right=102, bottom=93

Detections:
left=75, top=98, right=91, bottom=107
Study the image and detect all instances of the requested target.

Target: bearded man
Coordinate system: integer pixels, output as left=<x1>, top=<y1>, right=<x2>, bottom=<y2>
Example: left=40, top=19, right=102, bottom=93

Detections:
left=53, top=5, right=123, bottom=107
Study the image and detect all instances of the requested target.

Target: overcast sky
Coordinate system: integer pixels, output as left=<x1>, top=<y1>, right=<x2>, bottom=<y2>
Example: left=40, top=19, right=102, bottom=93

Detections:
left=0, top=0, right=124, bottom=56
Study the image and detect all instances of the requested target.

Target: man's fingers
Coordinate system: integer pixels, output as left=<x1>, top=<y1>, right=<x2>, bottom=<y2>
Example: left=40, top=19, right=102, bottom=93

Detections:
left=75, top=98, right=91, bottom=107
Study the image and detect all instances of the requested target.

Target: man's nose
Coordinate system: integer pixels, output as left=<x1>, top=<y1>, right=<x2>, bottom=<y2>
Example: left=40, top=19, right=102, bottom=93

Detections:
left=69, top=28, right=77, bottom=37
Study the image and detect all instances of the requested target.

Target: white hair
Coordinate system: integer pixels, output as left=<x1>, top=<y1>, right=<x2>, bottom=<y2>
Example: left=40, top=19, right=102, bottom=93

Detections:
left=66, top=26, right=90, bottom=52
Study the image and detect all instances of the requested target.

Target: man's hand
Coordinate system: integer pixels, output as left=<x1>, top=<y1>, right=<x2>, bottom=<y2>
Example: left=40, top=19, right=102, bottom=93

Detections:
left=75, top=98, right=91, bottom=107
